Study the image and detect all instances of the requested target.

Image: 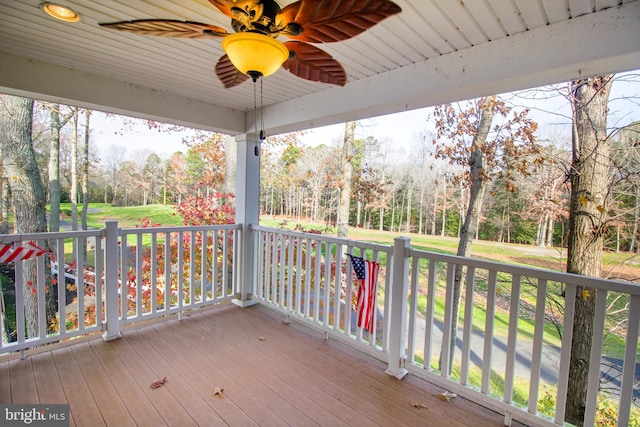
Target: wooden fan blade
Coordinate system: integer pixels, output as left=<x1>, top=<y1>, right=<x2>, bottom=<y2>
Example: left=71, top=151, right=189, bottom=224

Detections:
left=278, top=0, right=401, bottom=43
left=99, top=20, right=228, bottom=38
left=282, top=42, right=346, bottom=86
left=208, top=0, right=235, bottom=18
left=208, top=0, right=263, bottom=20
left=215, top=55, right=250, bottom=88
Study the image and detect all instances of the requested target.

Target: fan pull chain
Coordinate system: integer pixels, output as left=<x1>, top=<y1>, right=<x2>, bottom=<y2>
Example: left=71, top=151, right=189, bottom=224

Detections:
left=260, top=78, right=265, bottom=141
left=253, top=78, right=259, bottom=142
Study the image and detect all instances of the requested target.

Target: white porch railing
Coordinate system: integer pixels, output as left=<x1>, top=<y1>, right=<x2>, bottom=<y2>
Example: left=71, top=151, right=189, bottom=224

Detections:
left=251, top=225, right=394, bottom=354
left=1, top=223, right=638, bottom=426
left=252, top=226, right=640, bottom=427
left=0, top=221, right=240, bottom=356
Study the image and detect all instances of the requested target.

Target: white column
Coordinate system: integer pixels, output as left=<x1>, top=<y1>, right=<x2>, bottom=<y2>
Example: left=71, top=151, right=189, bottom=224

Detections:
left=386, top=236, right=410, bottom=379
left=232, top=133, right=260, bottom=307
left=103, top=220, right=121, bottom=341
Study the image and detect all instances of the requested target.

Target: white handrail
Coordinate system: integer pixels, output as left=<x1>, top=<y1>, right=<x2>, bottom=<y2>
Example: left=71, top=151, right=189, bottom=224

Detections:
left=1, top=222, right=241, bottom=354
left=251, top=226, right=639, bottom=427
left=2, top=224, right=638, bottom=426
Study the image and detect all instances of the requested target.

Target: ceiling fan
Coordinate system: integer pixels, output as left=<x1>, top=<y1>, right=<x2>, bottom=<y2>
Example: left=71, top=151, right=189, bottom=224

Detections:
left=99, top=0, right=402, bottom=89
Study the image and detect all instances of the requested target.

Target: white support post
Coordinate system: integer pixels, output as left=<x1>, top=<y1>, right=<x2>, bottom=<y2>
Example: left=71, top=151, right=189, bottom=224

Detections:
left=232, top=133, right=260, bottom=308
left=386, top=236, right=410, bottom=379
left=103, top=220, right=121, bottom=341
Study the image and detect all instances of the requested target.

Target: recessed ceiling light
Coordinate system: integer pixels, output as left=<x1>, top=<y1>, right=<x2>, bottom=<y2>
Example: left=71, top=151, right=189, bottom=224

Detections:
left=40, top=3, right=81, bottom=23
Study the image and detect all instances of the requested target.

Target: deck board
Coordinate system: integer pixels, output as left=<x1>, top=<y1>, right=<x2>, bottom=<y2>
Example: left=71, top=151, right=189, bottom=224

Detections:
left=186, top=309, right=420, bottom=426
left=1, top=303, right=518, bottom=426
left=152, top=320, right=299, bottom=426
left=106, top=334, right=198, bottom=427
left=8, top=357, right=37, bottom=404
left=140, top=326, right=262, bottom=426
left=87, top=339, right=166, bottom=427
left=51, top=346, right=105, bottom=426
left=160, top=313, right=349, bottom=426
left=137, top=328, right=250, bottom=425
left=30, top=352, right=67, bottom=404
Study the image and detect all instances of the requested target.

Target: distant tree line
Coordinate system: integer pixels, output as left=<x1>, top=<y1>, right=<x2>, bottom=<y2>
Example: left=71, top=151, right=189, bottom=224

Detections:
left=259, top=102, right=639, bottom=253
left=0, top=79, right=638, bottom=255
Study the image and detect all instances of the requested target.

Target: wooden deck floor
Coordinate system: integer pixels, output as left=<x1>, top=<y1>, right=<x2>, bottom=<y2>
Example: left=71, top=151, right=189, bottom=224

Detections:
left=1, top=303, right=520, bottom=426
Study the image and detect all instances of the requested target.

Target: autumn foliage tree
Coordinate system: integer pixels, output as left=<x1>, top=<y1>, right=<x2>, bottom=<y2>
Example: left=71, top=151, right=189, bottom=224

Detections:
left=432, top=95, right=541, bottom=372
left=53, top=132, right=237, bottom=331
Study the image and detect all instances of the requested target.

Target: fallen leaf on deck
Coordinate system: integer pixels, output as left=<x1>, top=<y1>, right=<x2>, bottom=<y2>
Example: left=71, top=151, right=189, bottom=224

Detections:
left=412, top=402, right=428, bottom=409
left=437, top=391, right=457, bottom=401
left=150, top=377, right=167, bottom=389
left=213, top=387, right=225, bottom=398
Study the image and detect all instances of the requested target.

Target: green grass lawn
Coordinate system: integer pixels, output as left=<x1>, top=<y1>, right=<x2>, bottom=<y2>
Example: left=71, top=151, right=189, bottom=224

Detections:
left=57, top=203, right=183, bottom=228
left=260, top=215, right=637, bottom=361
left=49, top=207, right=637, bottom=360
left=5, top=206, right=637, bottom=422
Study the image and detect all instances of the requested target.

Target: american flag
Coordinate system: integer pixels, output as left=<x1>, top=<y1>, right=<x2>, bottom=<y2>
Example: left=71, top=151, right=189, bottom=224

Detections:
left=348, top=254, right=380, bottom=334
left=0, top=242, right=50, bottom=264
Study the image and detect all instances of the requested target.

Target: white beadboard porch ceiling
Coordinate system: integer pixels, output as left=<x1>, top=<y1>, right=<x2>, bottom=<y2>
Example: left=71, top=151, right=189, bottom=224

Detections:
left=0, top=0, right=639, bottom=136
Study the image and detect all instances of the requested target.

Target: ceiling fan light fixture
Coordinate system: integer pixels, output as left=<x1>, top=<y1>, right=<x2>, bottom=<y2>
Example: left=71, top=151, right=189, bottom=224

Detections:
left=40, top=2, right=81, bottom=23
left=222, top=32, right=288, bottom=81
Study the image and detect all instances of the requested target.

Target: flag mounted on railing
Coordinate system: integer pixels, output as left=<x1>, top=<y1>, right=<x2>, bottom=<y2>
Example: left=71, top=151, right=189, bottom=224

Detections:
left=0, top=242, right=50, bottom=264
left=348, top=254, right=380, bottom=334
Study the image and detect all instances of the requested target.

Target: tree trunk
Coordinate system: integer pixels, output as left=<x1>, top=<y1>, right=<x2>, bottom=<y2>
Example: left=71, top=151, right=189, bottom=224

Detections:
left=0, top=179, right=9, bottom=234
left=431, top=184, right=438, bottom=235
left=458, top=182, right=465, bottom=238
left=337, top=121, right=356, bottom=238
left=70, top=110, right=79, bottom=232
left=537, top=212, right=548, bottom=247
left=498, top=205, right=506, bottom=243
left=391, top=193, right=396, bottom=233
left=48, top=106, right=62, bottom=232
left=565, top=75, right=612, bottom=426
left=475, top=185, right=485, bottom=239
left=406, top=182, right=412, bottom=233
left=506, top=192, right=511, bottom=243
left=546, top=178, right=560, bottom=247
left=441, top=95, right=495, bottom=373
left=418, top=202, right=423, bottom=234
left=399, top=192, right=406, bottom=232
left=81, top=110, right=91, bottom=230
left=440, top=181, right=447, bottom=236
left=630, top=183, right=639, bottom=253
left=1, top=95, right=49, bottom=338
left=547, top=216, right=555, bottom=247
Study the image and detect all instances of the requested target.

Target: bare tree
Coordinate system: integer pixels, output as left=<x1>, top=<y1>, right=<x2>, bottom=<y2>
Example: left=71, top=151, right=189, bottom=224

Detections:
left=81, top=109, right=91, bottom=229
left=102, top=145, right=127, bottom=205
left=295, top=145, right=335, bottom=222
left=433, top=96, right=540, bottom=372
left=69, top=108, right=80, bottom=231
left=44, top=103, right=73, bottom=232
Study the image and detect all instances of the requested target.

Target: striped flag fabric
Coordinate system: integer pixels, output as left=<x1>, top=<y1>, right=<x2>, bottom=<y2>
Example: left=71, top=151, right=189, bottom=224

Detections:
left=0, top=242, right=50, bottom=263
left=348, top=254, right=380, bottom=334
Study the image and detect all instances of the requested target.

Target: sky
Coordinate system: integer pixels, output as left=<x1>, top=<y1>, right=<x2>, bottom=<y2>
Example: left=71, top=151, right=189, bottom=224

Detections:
left=88, top=101, right=433, bottom=160
left=90, top=73, right=640, bottom=160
